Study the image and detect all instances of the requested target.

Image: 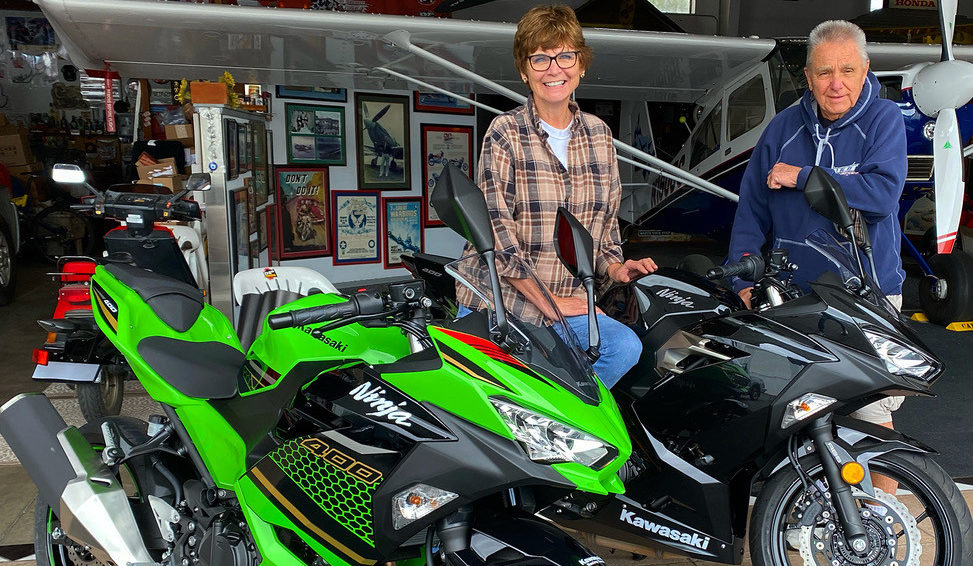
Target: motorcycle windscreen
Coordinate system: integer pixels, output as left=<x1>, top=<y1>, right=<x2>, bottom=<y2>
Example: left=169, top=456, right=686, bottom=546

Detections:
left=446, top=251, right=601, bottom=404
left=804, top=229, right=900, bottom=318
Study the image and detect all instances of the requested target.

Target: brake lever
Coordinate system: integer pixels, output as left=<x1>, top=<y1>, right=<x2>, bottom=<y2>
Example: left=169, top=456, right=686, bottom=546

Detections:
left=310, top=310, right=394, bottom=336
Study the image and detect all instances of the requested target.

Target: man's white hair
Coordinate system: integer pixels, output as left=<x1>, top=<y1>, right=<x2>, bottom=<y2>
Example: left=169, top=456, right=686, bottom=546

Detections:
left=806, top=20, right=868, bottom=67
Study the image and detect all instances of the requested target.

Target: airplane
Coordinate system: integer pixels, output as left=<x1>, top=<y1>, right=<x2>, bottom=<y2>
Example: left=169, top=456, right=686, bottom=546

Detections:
left=361, top=103, right=404, bottom=175
left=33, top=0, right=973, bottom=322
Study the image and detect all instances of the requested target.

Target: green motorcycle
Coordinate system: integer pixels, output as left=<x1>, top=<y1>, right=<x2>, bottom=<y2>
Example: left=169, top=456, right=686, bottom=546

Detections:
left=0, top=165, right=630, bottom=566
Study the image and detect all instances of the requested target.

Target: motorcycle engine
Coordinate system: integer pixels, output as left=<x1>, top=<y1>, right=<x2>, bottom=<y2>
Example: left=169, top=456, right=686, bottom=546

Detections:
left=168, top=481, right=260, bottom=566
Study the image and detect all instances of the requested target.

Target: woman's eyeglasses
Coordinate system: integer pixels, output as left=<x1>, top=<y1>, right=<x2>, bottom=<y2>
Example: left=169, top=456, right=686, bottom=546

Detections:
left=527, top=51, right=580, bottom=72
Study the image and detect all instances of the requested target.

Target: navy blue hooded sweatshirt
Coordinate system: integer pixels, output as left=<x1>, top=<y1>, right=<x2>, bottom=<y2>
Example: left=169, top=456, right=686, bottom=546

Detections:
left=727, top=72, right=907, bottom=295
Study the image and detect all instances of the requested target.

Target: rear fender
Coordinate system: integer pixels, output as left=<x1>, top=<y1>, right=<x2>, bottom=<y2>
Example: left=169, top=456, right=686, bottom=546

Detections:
left=449, top=514, right=605, bottom=566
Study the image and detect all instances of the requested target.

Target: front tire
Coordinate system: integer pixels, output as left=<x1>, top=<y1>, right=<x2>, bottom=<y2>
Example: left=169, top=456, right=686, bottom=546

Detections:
left=0, top=214, right=16, bottom=305
left=750, top=451, right=973, bottom=566
left=77, top=367, right=125, bottom=421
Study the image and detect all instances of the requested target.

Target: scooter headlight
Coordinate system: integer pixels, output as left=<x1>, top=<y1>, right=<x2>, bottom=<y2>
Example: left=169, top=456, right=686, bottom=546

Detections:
left=781, top=393, right=836, bottom=429
left=489, top=398, right=614, bottom=469
left=863, top=329, right=938, bottom=380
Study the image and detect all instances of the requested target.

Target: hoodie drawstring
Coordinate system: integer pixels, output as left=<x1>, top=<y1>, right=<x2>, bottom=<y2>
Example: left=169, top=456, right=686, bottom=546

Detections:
left=813, top=124, right=835, bottom=168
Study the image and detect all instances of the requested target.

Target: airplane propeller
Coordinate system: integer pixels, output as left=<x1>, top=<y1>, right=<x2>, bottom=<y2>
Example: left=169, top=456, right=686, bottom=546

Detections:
left=911, top=0, right=973, bottom=254
left=372, top=104, right=391, bottom=123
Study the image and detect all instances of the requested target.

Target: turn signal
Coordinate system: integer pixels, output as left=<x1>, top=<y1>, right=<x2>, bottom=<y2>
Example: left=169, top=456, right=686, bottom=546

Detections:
left=841, top=462, right=865, bottom=485
left=32, top=349, right=49, bottom=365
left=45, top=332, right=57, bottom=344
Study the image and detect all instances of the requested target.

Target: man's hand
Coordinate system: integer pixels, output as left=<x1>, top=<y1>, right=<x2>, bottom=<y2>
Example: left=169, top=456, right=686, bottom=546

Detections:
left=553, top=296, right=597, bottom=317
left=766, top=163, right=801, bottom=189
left=608, top=258, right=658, bottom=283
left=738, top=287, right=753, bottom=309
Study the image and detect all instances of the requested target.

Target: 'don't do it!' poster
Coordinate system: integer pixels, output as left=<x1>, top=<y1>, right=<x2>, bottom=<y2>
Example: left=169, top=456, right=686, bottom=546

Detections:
left=275, top=166, right=330, bottom=259
left=333, top=190, right=381, bottom=265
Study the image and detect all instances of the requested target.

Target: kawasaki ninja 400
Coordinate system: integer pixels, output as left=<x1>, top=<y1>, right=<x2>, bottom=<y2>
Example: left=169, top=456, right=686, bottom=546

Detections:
left=0, top=165, right=630, bottom=566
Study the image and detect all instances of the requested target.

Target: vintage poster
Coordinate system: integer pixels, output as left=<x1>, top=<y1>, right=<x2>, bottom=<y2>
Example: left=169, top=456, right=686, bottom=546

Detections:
left=275, top=166, right=330, bottom=258
left=421, top=124, right=473, bottom=226
left=383, top=197, right=422, bottom=268
left=332, top=190, right=380, bottom=265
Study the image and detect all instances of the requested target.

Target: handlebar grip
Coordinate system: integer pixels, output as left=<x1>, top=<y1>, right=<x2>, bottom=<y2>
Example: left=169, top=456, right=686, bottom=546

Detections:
left=707, top=254, right=765, bottom=281
left=267, top=300, right=360, bottom=330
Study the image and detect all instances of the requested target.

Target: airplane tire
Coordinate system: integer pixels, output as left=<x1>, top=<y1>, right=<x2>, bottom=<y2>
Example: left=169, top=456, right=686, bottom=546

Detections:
left=918, top=252, right=973, bottom=325
left=0, top=214, right=16, bottom=306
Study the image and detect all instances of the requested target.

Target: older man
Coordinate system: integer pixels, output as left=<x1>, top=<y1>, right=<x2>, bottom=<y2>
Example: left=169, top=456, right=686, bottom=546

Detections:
left=727, top=20, right=907, bottom=448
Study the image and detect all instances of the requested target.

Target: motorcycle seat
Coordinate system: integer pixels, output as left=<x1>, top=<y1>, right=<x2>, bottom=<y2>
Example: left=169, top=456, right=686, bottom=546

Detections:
left=137, top=336, right=242, bottom=399
left=105, top=263, right=203, bottom=332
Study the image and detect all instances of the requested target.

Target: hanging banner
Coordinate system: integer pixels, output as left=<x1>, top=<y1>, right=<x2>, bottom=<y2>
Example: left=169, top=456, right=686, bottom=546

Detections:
left=104, top=64, right=116, bottom=133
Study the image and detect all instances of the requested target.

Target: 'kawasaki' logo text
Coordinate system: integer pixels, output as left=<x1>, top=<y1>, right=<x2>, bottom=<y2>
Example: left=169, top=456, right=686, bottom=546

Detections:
left=349, top=382, right=413, bottom=427
left=619, top=505, right=710, bottom=550
left=303, top=327, right=347, bottom=352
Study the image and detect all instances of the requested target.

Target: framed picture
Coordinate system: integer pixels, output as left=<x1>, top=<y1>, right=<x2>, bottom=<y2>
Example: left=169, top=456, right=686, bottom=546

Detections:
left=355, top=92, right=411, bottom=190
left=277, top=86, right=347, bottom=102
left=230, top=188, right=251, bottom=271
left=413, top=91, right=475, bottom=115
left=238, top=122, right=251, bottom=174
left=258, top=208, right=268, bottom=252
left=383, top=197, right=423, bottom=269
left=275, top=166, right=331, bottom=259
left=225, top=119, right=238, bottom=179
left=252, top=120, right=269, bottom=206
left=244, top=177, right=259, bottom=235
left=265, top=203, right=280, bottom=266
left=332, top=190, right=380, bottom=265
left=285, top=103, right=346, bottom=165
left=421, top=124, right=474, bottom=227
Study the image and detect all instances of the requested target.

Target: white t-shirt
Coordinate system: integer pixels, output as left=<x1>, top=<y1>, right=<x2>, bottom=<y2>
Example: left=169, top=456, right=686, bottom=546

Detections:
left=540, top=119, right=572, bottom=169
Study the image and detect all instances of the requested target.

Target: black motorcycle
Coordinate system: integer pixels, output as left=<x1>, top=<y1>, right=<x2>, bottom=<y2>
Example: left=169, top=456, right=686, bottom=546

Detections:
left=408, top=167, right=973, bottom=566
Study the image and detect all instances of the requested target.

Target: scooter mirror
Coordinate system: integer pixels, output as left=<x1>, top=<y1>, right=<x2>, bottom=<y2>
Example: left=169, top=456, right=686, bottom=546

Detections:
left=186, top=173, right=212, bottom=192
left=430, top=164, right=495, bottom=254
left=51, top=163, right=86, bottom=184
left=803, top=166, right=854, bottom=231
left=554, top=207, right=595, bottom=281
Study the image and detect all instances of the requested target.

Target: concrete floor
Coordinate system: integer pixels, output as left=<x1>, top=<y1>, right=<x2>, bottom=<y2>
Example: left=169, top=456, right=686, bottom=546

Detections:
left=1, top=259, right=971, bottom=566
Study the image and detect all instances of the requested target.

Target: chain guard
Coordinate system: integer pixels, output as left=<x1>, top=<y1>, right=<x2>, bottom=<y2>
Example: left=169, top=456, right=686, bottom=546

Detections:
left=797, top=488, right=922, bottom=566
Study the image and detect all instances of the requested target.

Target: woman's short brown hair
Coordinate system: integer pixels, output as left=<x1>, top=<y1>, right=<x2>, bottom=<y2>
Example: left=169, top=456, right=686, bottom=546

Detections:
left=513, top=5, right=592, bottom=77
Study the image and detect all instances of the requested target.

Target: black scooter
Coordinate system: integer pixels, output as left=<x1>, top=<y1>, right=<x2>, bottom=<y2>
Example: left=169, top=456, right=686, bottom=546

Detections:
left=407, top=167, right=973, bottom=566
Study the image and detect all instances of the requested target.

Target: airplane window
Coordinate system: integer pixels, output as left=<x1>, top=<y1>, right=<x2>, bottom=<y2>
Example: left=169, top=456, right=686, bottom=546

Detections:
left=878, top=76, right=904, bottom=103
left=727, top=75, right=766, bottom=142
left=690, top=102, right=722, bottom=169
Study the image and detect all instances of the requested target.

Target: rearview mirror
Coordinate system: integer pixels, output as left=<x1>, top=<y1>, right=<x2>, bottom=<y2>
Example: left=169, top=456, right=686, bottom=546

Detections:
left=554, top=207, right=595, bottom=281
left=803, top=166, right=853, bottom=231
left=430, top=164, right=495, bottom=254
left=51, top=163, right=85, bottom=184
left=186, top=173, right=212, bottom=192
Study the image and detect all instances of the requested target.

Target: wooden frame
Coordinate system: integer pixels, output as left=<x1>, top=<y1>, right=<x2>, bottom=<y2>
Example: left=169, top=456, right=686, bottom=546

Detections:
left=332, top=190, right=381, bottom=265
left=413, top=91, right=475, bottom=115
left=274, top=165, right=331, bottom=259
left=355, top=92, right=411, bottom=190
left=382, top=196, right=423, bottom=269
left=276, top=85, right=347, bottom=102
left=224, top=118, right=238, bottom=179
left=420, top=124, right=474, bottom=227
left=285, top=103, right=346, bottom=166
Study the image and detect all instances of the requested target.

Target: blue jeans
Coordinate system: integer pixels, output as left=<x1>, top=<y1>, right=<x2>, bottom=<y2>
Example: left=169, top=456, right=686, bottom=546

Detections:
left=455, top=307, right=641, bottom=389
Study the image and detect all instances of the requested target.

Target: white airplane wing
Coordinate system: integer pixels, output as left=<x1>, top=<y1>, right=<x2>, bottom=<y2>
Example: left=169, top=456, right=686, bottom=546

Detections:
left=36, top=0, right=774, bottom=103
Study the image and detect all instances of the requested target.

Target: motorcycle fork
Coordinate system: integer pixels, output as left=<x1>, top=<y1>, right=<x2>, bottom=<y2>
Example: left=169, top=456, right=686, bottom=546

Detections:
left=807, top=418, right=869, bottom=552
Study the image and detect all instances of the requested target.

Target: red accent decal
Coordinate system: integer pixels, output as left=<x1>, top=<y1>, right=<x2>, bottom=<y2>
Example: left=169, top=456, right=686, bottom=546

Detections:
left=437, top=328, right=526, bottom=368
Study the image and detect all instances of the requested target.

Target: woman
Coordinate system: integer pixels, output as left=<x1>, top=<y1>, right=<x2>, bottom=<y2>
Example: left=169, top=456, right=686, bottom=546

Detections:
left=456, top=4, right=656, bottom=388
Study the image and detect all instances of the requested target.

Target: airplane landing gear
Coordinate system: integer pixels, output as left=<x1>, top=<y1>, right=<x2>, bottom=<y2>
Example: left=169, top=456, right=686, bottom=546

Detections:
left=918, top=252, right=973, bottom=325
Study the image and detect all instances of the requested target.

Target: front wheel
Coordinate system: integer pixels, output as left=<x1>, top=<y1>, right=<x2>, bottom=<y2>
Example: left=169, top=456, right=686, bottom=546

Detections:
left=0, top=213, right=16, bottom=305
left=749, top=451, right=973, bottom=566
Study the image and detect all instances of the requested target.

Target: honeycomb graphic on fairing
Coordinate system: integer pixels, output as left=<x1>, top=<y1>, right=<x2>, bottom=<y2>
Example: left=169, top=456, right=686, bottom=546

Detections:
left=270, top=440, right=377, bottom=546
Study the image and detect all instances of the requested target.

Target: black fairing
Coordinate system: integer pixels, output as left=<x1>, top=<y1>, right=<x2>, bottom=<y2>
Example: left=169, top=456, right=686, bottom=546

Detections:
left=246, top=365, right=575, bottom=564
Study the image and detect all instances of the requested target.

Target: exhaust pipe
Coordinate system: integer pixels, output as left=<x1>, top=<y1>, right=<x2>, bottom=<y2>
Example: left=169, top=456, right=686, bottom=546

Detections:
left=0, top=393, right=155, bottom=566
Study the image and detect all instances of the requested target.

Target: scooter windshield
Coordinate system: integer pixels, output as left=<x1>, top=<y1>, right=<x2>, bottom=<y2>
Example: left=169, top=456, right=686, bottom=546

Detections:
left=446, top=251, right=601, bottom=404
left=804, top=229, right=899, bottom=317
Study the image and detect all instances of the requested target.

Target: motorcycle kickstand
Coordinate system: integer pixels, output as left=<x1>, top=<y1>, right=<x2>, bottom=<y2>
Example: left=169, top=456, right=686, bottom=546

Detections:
left=807, top=417, right=869, bottom=554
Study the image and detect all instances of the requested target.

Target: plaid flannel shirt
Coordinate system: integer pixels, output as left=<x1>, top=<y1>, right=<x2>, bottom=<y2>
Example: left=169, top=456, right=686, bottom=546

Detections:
left=456, top=96, right=624, bottom=323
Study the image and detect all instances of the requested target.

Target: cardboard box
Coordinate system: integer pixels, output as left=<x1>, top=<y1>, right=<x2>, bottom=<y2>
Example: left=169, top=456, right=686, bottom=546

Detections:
left=190, top=81, right=228, bottom=104
left=7, top=162, right=42, bottom=185
left=137, top=157, right=178, bottom=179
left=0, top=131, right=33, bottom=166
left=144, top=175, right=186, bottom=193
left=165, top=124, right=194, bottom=140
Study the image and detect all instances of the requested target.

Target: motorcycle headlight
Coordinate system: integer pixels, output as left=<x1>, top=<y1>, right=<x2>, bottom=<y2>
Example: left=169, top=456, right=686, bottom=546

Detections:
left=489, top=398, right=614, bottom=469
left=863, top=329, right=938, bottom=380
left=781, top=393, right=836, bottom=429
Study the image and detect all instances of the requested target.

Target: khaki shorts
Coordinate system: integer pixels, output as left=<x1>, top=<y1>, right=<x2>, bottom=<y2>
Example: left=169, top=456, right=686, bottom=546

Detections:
left=850, top=293, right=904, bottom=424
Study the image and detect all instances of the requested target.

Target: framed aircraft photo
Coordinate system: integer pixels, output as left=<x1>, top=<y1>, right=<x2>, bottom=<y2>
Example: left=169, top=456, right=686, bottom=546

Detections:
left=421, top=124, right=473, bottom=227
left=355, top=92, right=411, bottom=190
left=413, top=91, right=475, bottom=115
left=285, top=103, right=346, bottom=166
left=333, top=190, right=381, bottom=265
left=382, top=196, right=422, bottom=269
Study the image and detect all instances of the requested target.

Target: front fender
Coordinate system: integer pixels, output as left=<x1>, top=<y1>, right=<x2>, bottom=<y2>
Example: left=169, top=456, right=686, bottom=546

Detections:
left=449, top=513, right=604, bottom=566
